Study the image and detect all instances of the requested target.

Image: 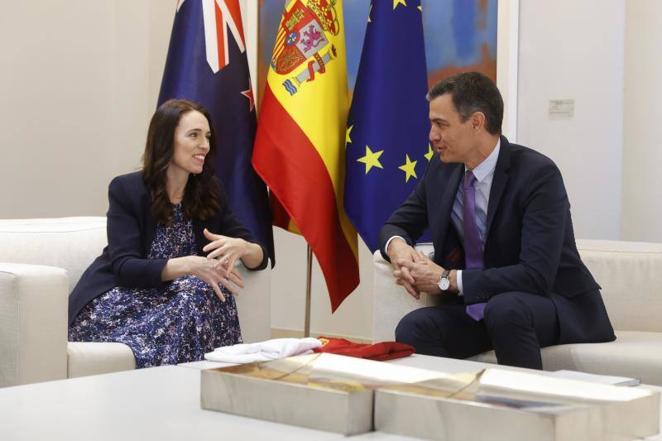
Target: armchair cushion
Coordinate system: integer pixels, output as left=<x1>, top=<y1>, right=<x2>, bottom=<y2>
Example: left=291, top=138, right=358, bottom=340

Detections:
left=67, top=342, right=135, bottom=378
left=469, top=331, right=662, bottom=385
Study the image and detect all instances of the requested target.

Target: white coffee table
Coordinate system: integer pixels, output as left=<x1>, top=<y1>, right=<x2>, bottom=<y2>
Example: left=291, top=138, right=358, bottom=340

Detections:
left=0, top=355, right=659, bottom=441
left=0, top=365, right=356, bottom=441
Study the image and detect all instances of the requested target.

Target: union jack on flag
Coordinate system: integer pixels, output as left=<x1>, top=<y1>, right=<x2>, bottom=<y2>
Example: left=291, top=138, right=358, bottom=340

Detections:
left=177, top=0, right=246, bottom=73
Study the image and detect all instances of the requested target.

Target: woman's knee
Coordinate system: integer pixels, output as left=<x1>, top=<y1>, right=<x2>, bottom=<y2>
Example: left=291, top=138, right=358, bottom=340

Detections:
left=173, top=288, right=211, bottom=313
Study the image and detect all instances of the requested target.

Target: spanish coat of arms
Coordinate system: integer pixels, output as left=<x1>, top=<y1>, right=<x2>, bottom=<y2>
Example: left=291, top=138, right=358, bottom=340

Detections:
left=271, top=0, right=340, bottom=95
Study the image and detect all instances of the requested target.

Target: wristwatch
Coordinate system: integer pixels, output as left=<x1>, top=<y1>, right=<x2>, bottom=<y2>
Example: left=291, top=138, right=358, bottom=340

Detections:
left=438, top=269, right=451, bottom=291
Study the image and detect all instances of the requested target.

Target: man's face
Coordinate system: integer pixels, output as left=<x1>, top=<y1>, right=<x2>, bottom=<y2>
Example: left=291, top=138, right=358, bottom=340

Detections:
left=428, top=94, right=476, bottom=164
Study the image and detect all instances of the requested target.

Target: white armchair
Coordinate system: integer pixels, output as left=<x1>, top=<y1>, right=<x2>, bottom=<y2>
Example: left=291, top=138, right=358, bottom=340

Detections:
left=373, top=241, right=662, bottom=385
left=0, top=217, right=271, bottom=387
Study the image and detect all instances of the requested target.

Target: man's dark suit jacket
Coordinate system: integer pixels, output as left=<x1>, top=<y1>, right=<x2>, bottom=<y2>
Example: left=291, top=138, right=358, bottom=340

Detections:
left=68, top=171, right=267, bottom=325
left=380, top=136, right=615, bottom=344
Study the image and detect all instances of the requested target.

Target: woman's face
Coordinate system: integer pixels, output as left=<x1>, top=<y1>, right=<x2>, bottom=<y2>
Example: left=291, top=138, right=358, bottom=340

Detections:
left=169, top=110, right=211, bottom=176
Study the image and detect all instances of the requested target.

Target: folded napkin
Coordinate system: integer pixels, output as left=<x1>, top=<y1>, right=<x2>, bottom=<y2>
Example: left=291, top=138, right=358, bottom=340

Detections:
left=205, top=337, right=322, bottom=363
left=314, top=337, right=415, bottom=361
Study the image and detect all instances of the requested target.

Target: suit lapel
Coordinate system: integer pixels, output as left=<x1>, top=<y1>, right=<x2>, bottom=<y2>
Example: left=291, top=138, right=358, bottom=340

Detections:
left=485, top=136, right=511, bottom=239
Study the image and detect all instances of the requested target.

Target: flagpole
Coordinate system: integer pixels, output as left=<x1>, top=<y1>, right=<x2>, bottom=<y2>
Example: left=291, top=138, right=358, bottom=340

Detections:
left=304, top=245, right=313, bottom=337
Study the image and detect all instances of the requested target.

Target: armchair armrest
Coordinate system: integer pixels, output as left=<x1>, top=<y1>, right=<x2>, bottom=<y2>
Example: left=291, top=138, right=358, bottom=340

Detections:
left=0, top=263, right=69, bottom=387
left=372, top=249, right=438, bottom=342
left=233, top=263, right=271, bottom=343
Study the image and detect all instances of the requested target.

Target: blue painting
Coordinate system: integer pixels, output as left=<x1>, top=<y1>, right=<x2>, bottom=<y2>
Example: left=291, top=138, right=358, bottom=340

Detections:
left=257, top=0, right=497, bottom=98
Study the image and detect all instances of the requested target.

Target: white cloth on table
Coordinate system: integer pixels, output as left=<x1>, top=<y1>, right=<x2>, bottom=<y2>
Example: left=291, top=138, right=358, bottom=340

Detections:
left=205, top=337, right=322, bottom=363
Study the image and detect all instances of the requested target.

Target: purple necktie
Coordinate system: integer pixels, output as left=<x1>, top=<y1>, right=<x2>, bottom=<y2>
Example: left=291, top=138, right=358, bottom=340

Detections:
left=463, top=171, right=486, bottom=321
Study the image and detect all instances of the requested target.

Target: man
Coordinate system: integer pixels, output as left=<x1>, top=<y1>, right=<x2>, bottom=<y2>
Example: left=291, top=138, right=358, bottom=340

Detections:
left=380, top=72, right=614, bottom=369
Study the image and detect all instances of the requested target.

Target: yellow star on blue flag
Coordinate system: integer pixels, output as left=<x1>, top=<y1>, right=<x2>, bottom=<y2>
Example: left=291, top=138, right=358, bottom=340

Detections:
left=358, top=145, right=384, bottom=174
left=346, top=125, right=353, bottom=145
left=424, top=144, right=434, bottom=161
left=393, top=0, right=407, bottom=10
left=398, top=154, right=418, bottom=182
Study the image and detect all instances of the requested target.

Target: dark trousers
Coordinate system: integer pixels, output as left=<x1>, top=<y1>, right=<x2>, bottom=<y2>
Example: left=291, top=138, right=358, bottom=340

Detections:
left=395, top=291, right=560, bottom=369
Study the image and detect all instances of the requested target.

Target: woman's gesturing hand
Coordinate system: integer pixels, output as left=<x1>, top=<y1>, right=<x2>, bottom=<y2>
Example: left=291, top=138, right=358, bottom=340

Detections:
left=183, top=256, right=244, bottom=302
left=202, top=228, right=250, bottom=272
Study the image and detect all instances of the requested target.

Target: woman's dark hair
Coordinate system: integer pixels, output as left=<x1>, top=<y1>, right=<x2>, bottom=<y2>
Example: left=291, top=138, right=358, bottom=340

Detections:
left=427, top=72, right=503, bottom=135
left=142, top=99, right=221, bottom=225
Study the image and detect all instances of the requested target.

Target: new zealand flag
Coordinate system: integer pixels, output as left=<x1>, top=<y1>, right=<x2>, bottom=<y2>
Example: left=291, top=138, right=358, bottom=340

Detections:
left=159, top=0, right=274, bottom=264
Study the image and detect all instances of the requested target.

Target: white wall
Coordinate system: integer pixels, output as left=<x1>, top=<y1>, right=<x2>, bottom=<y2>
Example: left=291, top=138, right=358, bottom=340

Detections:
left=621, top=1, right=662, bottom=242
left=269, top=230, right=375, bottom=339
left=0, top=1, right=172, bottom=219
left=516, top=0, right=624, bottom=240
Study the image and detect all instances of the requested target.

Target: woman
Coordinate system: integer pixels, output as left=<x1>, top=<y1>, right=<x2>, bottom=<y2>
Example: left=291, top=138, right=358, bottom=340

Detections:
left=68, top=99, right=267, bottom=368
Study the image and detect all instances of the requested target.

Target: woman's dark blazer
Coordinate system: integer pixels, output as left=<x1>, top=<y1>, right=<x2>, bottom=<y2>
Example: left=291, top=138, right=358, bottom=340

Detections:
left=68, top=171, right=268, bottom=325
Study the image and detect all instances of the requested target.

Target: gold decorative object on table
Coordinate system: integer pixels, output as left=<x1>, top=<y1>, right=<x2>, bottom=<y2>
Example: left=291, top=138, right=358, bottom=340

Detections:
left=375, top=367, right=660, bottom=441
left=201, top=353, right=659, bottom=439
left=200, top=352, right=445, bottom=435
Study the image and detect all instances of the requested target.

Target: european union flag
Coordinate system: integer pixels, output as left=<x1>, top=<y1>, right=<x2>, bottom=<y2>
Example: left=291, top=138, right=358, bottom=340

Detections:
left=158, top=0, right=274, bottom=264
left=344, top=0, right=430, bottom=252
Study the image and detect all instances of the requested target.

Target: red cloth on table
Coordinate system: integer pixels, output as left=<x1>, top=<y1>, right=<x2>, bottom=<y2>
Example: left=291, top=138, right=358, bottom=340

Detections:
left=313, top=337, right=415, bottom=361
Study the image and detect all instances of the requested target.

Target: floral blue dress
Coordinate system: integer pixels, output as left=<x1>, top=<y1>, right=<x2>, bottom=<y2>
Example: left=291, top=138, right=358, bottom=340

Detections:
left=69, top=204, right=242, bottom=368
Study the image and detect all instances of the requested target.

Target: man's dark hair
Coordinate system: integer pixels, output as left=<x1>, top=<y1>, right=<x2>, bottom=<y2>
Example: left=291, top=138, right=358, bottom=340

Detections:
left=427, top=72, right=503, bottom=135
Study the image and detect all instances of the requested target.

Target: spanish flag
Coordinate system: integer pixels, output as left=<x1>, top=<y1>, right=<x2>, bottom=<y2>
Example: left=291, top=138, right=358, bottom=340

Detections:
left=252, top=0, right=359, bottom=311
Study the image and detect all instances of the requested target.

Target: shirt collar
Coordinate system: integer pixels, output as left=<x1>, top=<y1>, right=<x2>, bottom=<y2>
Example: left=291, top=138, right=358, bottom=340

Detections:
left=466, top=138, right=500, bottom=183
